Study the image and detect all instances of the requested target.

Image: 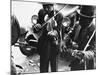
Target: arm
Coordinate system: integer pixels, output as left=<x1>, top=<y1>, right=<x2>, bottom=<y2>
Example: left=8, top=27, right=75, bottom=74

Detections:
left=37, top=9, right=46, bottom=25
left=83, top=36, right=96, bottom=60
left=83, top=50, right=95, bottom=60
left=33, top=9, right=46, bottom=33
left=73, top=35, right=96, bottom=60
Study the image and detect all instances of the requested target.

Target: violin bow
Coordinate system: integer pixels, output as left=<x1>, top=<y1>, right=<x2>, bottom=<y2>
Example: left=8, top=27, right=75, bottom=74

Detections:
left=40, top=5, right=68, bottom=28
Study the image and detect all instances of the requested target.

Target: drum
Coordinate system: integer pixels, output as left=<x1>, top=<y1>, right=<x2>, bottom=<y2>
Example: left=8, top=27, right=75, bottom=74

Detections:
left=19, top=43, right=38, bottom=56
left=11, top=15, right=38, bottom=56
left=19, top=33, right=38, bottom=56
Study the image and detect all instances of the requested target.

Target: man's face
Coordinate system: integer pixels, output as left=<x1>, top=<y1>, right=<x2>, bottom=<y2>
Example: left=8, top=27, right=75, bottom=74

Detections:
left=79, top=15, right=93, bottom=28
left=44, top=5, right=54, bottom=13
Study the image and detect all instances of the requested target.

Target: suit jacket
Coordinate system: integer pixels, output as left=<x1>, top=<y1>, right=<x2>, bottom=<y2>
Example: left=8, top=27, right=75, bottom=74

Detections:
left=70, top=23, right=96, bottom=70
left=36, top=9, right=63, bottom=56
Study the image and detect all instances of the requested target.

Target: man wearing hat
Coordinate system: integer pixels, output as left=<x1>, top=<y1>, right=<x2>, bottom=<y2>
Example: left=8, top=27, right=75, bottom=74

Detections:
left=33, top=3, right=63, bottom=72
left=68, top=5, right=96, bottom=70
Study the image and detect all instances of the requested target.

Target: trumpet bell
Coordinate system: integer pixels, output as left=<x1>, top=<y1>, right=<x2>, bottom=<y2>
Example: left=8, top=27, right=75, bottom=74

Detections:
left=62, top=17, right=71, bottom=27
left=31, top=15, right=38, bottom=24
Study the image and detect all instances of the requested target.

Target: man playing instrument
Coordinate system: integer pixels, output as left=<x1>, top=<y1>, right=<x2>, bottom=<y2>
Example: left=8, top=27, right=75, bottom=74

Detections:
left=33, top=3, right=63, bottom=72
left=67, top=6, right=96, bottom=70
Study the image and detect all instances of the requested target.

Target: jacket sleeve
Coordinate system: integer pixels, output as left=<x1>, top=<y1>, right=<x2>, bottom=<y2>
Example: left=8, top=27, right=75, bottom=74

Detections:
left=83, top=34, right=96, bottom=60
left=83, top=50, right=95, bottom=60
left=54, top=12, right=63, bottom=42
left=37, top=9, right=46, bottom=25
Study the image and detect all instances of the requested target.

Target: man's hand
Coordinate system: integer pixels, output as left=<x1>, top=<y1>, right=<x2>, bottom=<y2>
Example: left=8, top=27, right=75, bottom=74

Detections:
left=33, top=24, right=41, bottom=32
left=60, top=41, right=67, bottom=52
left=47, top=30, right=58, bottom=40
left=71, top=42, right=79, bottom=49
left=72, top=50, right=84, bottom=60
left=48, top=30, right=57, bottom=36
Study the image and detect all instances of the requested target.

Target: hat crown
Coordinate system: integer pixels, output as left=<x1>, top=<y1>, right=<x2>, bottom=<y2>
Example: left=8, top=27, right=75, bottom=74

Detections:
left=80, top=6, right=96, bottom=17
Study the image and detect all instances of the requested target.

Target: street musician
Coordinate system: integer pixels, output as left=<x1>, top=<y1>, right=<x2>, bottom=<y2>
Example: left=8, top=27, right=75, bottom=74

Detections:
left=33, top=3, right=63, bottom=72
left=68, top=6, right=96, bottom=70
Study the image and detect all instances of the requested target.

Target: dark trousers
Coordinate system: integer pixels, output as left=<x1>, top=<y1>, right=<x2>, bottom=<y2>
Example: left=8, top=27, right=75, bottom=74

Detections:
left=40, top=52, right=57, bottom=72
left=38, top=38, right=58, bottom=73
left=69, top=59, right=85, bottom=71
left=70, top=59, right=94, bottom=71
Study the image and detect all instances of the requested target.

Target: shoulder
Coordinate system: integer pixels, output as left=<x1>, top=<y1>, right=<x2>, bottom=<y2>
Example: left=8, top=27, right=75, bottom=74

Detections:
left=38, top=9, right=46, bottom=15
left=88, top=23, right=95, bottom=33
left=55, top=10, right=63, bottom=16
left=54, top=10, right=63, bottom=21
left=38, top=9, right=44, bottom=12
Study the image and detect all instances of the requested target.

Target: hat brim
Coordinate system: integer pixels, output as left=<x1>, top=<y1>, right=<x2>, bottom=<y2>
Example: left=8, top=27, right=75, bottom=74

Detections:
left=77, top=10, right=96, bottom=18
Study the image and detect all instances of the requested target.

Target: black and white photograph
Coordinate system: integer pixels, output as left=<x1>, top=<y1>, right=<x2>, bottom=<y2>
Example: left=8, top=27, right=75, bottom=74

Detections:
left=11, top=0, right=96, bottom=75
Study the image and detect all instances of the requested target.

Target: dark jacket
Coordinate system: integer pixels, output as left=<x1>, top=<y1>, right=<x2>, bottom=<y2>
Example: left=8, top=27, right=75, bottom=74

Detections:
left=37, top=9, right=63, bottom=40
left=36, top=9, right=63, bottom=72
left=70, top=23, right=96, bottom=70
